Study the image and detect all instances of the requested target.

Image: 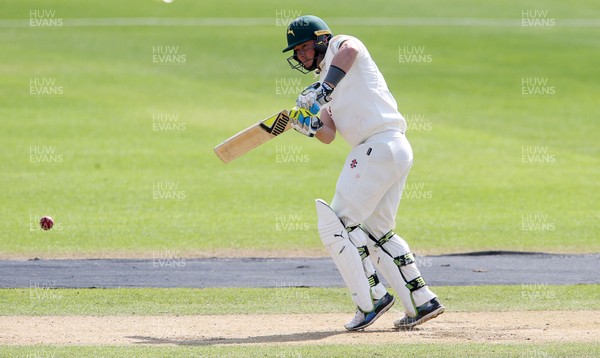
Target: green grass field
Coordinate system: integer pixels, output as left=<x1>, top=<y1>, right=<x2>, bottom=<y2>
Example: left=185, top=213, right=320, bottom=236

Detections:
left=1, top=0, right=599, bottom=356
left=2, top=285, right=600, bottom=315
left=1, top=0, right=598, bottom=257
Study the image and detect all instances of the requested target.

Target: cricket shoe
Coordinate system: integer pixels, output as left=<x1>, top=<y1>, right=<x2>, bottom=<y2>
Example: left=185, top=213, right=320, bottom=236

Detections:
left=344, top=293, right=395, bottom=331
left=394, top=297, right=444, bottom=329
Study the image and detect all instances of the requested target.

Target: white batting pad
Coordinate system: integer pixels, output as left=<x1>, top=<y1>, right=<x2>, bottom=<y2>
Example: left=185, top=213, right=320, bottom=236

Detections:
left=368, top=234, right=436, bottom=317
left=347, top=228, right=388, bottom=300
left=316, top=199, right=374, bottom=312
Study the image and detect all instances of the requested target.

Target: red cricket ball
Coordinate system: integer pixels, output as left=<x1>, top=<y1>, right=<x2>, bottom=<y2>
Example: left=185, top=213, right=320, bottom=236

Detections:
left=40, top=216, right=54, bottom=230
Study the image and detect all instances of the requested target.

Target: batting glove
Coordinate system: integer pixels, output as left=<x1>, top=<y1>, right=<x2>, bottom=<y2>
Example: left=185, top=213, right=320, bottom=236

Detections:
left=296, top=82, right=334, bottom=110
left=289, top=107, right=323, bottom=137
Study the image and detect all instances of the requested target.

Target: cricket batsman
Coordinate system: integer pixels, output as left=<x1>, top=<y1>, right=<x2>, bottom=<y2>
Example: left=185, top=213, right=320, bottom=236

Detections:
left=283, top=15, right=444, bottom=330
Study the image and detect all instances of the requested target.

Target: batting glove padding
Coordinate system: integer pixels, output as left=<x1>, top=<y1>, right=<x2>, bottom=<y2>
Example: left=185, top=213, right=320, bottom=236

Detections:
left=296, top=82, right=334, bottom=110
left=289, top=107, right=323, bottom=137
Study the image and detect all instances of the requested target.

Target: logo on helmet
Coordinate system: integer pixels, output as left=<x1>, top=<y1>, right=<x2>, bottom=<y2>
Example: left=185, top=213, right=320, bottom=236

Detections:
left=287, top=28, right=295, bottom=37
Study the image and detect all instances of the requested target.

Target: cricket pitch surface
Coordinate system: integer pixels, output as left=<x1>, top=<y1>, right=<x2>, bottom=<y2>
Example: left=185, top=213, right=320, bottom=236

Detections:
left=2, top=311, right=599, bottom=346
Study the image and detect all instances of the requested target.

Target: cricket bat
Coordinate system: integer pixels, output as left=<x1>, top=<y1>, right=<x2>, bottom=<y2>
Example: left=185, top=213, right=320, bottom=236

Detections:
left=214, top=110, right=291, bottom=163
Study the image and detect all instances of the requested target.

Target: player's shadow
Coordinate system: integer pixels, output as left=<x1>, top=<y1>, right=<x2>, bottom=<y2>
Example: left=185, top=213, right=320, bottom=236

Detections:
left=127, top=328, right=398, bottom=346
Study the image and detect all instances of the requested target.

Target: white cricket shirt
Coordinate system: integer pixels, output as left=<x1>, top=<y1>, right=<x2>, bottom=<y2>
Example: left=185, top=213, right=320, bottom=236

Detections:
left=320, top=35, right=406, bottom=147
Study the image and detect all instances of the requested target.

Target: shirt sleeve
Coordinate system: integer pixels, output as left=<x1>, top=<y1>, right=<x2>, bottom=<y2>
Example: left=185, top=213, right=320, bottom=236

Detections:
left=327, top=35, right=367, bottom=58
left=327, top=35, right=348, bottom=56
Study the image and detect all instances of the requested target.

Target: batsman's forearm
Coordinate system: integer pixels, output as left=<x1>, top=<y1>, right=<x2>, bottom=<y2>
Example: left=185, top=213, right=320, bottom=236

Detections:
left=316, top=106, right=336, bottom=144
left=316, top=124, right=336, bottom=144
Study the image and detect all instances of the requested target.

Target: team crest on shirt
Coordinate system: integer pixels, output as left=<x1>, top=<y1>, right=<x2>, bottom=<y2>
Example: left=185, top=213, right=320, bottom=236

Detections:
left=350, top=159, right=358, bottom=168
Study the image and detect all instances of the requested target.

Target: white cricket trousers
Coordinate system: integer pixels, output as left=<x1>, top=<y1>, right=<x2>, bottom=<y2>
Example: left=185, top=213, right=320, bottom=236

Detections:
left=331, top=130, right=412, bottom=238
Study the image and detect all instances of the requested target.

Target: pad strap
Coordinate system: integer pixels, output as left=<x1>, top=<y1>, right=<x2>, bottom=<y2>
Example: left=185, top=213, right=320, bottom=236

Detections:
left=406, top=277, right=426, bottom=292
left=357, top=245, right=369, bottom=260
left=394, top=253, right=415, bottom=266
left=368, top=274, right=380, bottom=287
left=346, top=225, right=359, bottom=233
left=373, top=231, right=395, bottom=248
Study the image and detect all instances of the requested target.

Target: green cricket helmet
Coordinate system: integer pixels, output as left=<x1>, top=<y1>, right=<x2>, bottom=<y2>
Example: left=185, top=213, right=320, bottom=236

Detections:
left=282, top=15, right=332, bottom=73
